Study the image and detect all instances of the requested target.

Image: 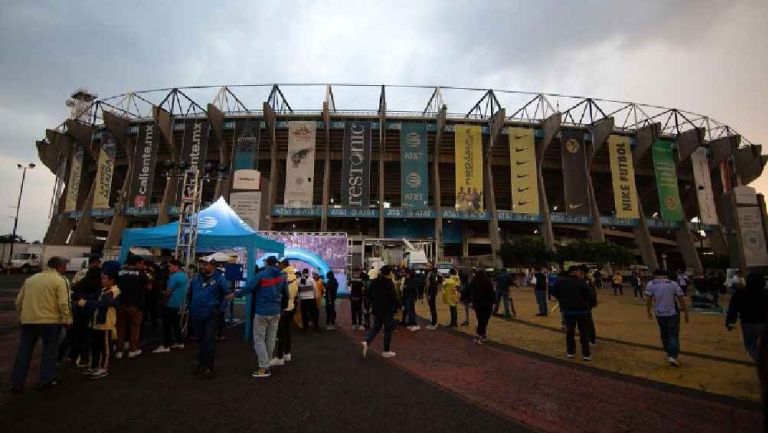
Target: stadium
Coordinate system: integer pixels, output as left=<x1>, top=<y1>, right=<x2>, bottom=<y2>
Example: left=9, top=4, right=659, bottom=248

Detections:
left=35, top=84, right=768, bottom=273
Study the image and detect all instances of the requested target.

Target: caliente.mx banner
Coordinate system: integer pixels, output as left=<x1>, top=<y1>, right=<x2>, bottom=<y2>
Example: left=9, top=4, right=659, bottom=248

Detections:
left=180, top=119, right=209, bottom=173
left=508, top=127, right=539, bottom=215
left=652, top=140, right=684, bottom=221
left=130, top=122, right=160, bottom=209
left=284, top=121, right=316, bottom=208
left=607, top=135, right=639, bottom=219
left=93, top=130, right=117, bottom=209
left=341, top=121, right=371, bottom=207
left=454, top=124, right=483, bottom=212
left=400, top=123, right=428, bottom=209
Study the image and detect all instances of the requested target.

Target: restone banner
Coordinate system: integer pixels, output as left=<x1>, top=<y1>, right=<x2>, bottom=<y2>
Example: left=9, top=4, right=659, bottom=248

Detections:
left=233, top=119, right=259, bottom=171
left=284, top=121, right=316, bottom=208
left=690, top=147, right=718, bottom=225
left=180, top=120, right=209, bottom=173
left=652, top=140, right=684, bottom=221
left=130, top=123, right=160, bottom=209
left=508, top=127, right=539, bottom=215
left=341, top=121, right=371, bottom=208
left=93, top=130, right=117, bottom=209
left=454, top=124, right=483, bottom=212
left=64, top=144, right=84, bottom=212
left=400, top=123, right=428, bottom=209
left=560, top=130, right=590, bottom=216
left=607, top=135, right=639, bottom=219
left=737, top=206, right=768, bottom=267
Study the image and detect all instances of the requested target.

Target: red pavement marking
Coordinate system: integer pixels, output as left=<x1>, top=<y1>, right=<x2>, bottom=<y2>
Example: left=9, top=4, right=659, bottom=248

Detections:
left=336, top=301, right=761, bottom=433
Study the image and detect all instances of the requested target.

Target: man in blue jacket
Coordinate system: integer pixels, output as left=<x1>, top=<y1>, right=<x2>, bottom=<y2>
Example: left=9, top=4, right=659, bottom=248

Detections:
left=189, top=257, right=233, bottom=377
left=239, top=256, right=286, bottom=379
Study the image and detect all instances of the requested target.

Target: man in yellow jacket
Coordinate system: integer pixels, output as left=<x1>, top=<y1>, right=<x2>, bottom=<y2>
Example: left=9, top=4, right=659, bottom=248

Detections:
left=11, top=256, right=73, bottom=393
left=442, top=269, right=461, bottom=328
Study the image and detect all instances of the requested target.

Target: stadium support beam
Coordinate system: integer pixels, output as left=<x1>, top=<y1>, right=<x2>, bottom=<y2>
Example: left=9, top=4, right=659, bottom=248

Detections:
left=207, top=103, right=229, bottom=199
left=587, top=117, right=613, bottom=245
left=154, top=106, right=177, bottom=225
left=632, top=122, right=661, bottom=163
left=673, top=127, right=704, bottom=274
left=65, top=120, right=98, bottom=161
left=378, top=86, right=386, bottom=238
left=734, top=144, right=764, bottom=185
left=321, top=96, right=332, bottom=232
left=589, top=117, right=613, bottom=159
left=632, top=123, right=661, bottom=270
left=433, top=107, right=447, bottom=260
left=67, top=124, right=98, bottom=246
left=104, top=111, right=133, bottom=249
left=485, top=109, right=505, bottom=267
left=264, top=101, right=278, bottom=230
left=537, top=113, right=560, bottom=250
left=676, top=127, right=705, bottom=166
left=44, top=130, right=75, bottom=245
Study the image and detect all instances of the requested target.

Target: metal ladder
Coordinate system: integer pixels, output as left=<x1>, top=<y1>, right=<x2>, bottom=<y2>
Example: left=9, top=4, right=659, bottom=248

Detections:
left=174, top=167, right=202, bottom=336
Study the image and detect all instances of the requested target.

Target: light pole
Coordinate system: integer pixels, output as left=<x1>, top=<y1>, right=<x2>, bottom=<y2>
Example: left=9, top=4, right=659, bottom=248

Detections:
left=7, top=163, right=35, bottom=267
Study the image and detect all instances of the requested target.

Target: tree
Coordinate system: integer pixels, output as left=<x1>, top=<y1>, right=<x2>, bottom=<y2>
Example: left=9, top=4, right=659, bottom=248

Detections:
left=499, top=237, right=554, bottom=268
left=0, top=234, right=25, bottom=244
left=555, top=240, right=635, bottom=266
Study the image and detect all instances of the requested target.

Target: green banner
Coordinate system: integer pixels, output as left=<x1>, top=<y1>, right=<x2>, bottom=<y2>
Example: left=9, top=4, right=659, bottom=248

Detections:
left=652, top=140, right=684, bottom=221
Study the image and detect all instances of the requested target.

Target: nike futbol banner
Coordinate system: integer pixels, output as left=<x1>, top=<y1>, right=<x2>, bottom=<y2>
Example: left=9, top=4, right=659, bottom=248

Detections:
left=93, top=130, right=117, bottom=209
left=607, top=135, right=639, bottom=219
left=400, top=123, right=428, bottom=209
left=64, top=144, right=84, bottom=212
left=508, top=127, right=539, bottom=215
left=652, top=140, right=684, bottom=221
left=284, top=121, right=316, bottom=208
left=454, top=124, right=483, bottom=212
left=233, top=119, right=259, bottom=170
left=560, top=130, right=590, bottom=216
left=341, top=121, right=371, bottom=207
left=130, top=122, right=160, bottom=209
left=690, top=147, right=718, bottom=225
left=180, top=120, right=209, bottom=173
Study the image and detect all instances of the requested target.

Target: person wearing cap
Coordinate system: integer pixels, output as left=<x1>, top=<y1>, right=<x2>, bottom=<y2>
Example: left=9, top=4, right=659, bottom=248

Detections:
left=362, top=265, right=401, bottom=359
left=189, top=257, right=233, bottom=377
left=239, top=256, right=286, bottom=378
left=645, top=268, right=689, bottom=367
left=273, top=259, right=298, bottom=364
left=78, top=263, right=121, bottom=379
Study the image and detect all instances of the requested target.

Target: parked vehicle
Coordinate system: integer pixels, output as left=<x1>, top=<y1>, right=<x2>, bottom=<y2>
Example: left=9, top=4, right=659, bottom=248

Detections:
left=8, top=245, right=91, bottom=274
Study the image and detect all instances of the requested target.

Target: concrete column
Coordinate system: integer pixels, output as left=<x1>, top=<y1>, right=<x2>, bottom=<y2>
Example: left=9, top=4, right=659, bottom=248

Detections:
left=154, top=106, right=176, bottom=225
left=433, top=108, right=447, bottom=260
left=321, top=101, right=331, bottom=232
left=104, top=112, right=133, bottom=249
left=207, top=104, right=229, bottom=199
left=537, top=113, right=561, bottom=249
left=673, top=127, right=704, bottom=274
left=378, top=105, right=386, bottom=238
left=485, top=109, right=505, bottom=267
left=676, top=128, right=705, bottom=166
left=263, top=102, right=278, bottom=230
left=631, top=123, right=661, bottom=270
left=45, top=130, right=75, bottom=245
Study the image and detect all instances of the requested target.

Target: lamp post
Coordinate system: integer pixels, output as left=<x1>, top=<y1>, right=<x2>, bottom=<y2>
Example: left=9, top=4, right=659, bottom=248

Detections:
left=7, top=163, right=35, bottom=267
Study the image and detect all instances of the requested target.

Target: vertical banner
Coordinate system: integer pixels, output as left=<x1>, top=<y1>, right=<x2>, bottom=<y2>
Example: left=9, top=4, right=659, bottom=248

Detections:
left=560, top=130, right=590, bottom=216
left=652, top=140, right=684, bottom=221
left=737, top=206, right=768, bottom=267
left=607, top=135, right=639, bottom=219
left=230, top=191, right=262, bottom=230
left=233, top=119, right=259, bottom=171
left=690, top=147, right=718, bottom=225
left=130, top=122, right=160, bottom=209
left=454, top=124, right=483, bottom=211
left=341, top=121, right=371, bottom=207
left=508, top=127, right=539, bottom=214
left=180, top=120, right=209, bottom=173
left=284, top=121, right=316, bottom=208
left=400, top=123, right=429, bottom=209
left=64, top=144, right=84, bottom=212
left=92, top=130, right=117, bottom=209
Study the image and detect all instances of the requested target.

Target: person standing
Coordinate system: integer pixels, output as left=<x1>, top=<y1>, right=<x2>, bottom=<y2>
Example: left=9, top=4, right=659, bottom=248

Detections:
left=725, top=270, right=767, bottom=362
left=274, top=259, right=298, bottom=363
left=470, top=269, right=495, bottom=344
left=425, top=269, right=440, bottom=329
left=550, top=266, right=594, bottom=361
left=402, top=269, right=421, bottom=331
left=10, top=257, right=73, bottom=393
left=79, top=265, right=121, bottom=380
left=188, top=258, right=233, bottom=377
left=298, top=270, right=320, bottom=331
left=582, top=265, right=598, bottom=346
left=646, top=269, right=690, bottom=367
left=324, top=271, right=339, bottom=330
left=631, top=271, right=642, bottom=298
left=459, top=271, right=472, bottom=326
left=362, top=271, right=372, bottom=330
left=153, top=259, right=188, bottom=353
left=612, top=272, right=624, bottom=295
left=349, top=270, right=364, bottom=330
left=677, top=270, right=690, bottom=296
left=534, top=267, right=548, bottom=316
left=240, top=256, right=286, bottom=379
left=493, top=268, right=514, bottom=319
left=115, top=255, right=149, bottom=359
left=362, top=265, right=401, bottom=359
left=60, top=256, right=101, bottom=366
left=443, top=269, right=461, bottom=327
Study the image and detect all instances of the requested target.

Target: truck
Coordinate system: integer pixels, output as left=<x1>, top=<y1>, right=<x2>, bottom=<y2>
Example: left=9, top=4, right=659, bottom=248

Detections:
left=8, top=245, right=91, bottom=274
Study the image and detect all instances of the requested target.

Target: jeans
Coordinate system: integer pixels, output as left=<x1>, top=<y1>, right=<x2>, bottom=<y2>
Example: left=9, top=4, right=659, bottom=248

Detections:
left=535, top=290, right=548, bottom=315
left=741, top=322, right=764, bottom=362
left=350, top=299, right=363, bottom=326
left=403, top=296, right=417, bottom=326
left=90, top=329, right=110, bottom=370
left=633, top=284, right=642, bottom=298
left=162, top=307, right=183, bottom=347
left=448, top=306, right=458, bottom=326
left=365, top=315, right=395, bottom=352
left=656, top=315, right=681, bottom=359
left=585, top=310, right=596, bottom=344
left=613, top=283, right=623, bottom=295
left=564, top=313, right=590, bottom=357
left=475, top=306, right=492, bottom=337
left=276, top=310, right=293, bottom=359
left=427, top=296, right=438, bottom=326
left=194, top=317, right=217, bottom=369
left=253, top=314, right=280, bottom=368
left=462, top=303, right=471, bottom=324
left=116, top=305, right=143, bottom=352
left=493, top=289, right=511, bottom=316
left=11, top=324, right=61, bottom=388
left=325, top=300, right=337, bottom=326
left=300, top=299, right=319, bottom=331
left=58, top=308, right=90, bottom=362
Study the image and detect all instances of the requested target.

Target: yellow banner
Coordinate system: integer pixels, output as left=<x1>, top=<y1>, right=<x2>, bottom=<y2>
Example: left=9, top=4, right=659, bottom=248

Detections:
left=92, top=137, right=116, bottom=209
left=607, top=135, right=639, bottom=218
left=454, top=124, right=483, bottom=211
left=508, top=127, right=539, bottom=214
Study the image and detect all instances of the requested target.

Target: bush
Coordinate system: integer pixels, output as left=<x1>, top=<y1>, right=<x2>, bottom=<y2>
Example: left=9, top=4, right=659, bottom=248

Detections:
left=499, top=237, right=554, bottom=267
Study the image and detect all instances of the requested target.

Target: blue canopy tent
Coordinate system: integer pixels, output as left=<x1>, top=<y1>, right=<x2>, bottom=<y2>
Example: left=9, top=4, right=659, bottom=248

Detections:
left=119, top=197, right=284, bottom=339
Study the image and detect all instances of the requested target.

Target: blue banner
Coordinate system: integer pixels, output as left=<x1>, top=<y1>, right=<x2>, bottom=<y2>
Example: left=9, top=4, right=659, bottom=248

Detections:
left=234, top=119, right=259, bottom=170
left=400, top=123, right=429, bottom=209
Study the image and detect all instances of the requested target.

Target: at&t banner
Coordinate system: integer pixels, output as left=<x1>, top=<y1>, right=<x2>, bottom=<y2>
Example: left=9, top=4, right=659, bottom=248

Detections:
left=284, top=121, right=316, bottom=208
left=400, top=123, right=428, bottom=209
left=130, top=122, right=159, bottom=209
left=652, top=140, right=683, bottom=221
left=454, top=124, right=483, bottom=212
left=560, top=130, right=590, bottom=216
left=508, top=127, right=538, bottom=214
left=690, top=147, right=718, bottom=225
left=180, top=120, right=209, bottom=173
left=607, top=135, right=639, bottom=219
left=65, top=144, right=84, bottom=212
left=93, top=130, right=117, bottom=209
left=341, top=121, right=371, bottom=207
left=233, top=119, right=259, bottom=171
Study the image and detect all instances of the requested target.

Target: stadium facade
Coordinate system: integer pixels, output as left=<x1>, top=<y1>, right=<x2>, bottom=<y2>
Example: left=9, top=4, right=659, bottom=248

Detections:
left=35, top=84, right=768, bottom=272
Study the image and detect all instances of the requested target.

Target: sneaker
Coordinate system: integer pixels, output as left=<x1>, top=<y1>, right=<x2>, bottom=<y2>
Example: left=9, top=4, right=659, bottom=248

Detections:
left=127, top=349, right=142, bottom=358
left=351, top=325, right=358, bottom=330
left=251, top=368, right=271, bottom=378
left=326, top=325, right=336, bottom=331
left=82, top=368, right=98, bottom=375
left=583, top=356, right=592, bottom=361
left=473, top=337, right=484, bottom=345
left=115, top=352, right=124, bottom=360
left=203, top=368, right=215, bottom=378
left=38, top=380, right=61, bottom=391
left=361, top=342, right=368, bottom=359
left=408, top=325, right=420, bottom=332
left=668, top=357, right=680, bottom=367
left=460, top=322, right=469, bottom=327
left=268, top=358, right=285, bottom=367
left=284, top=353, right=292, bottom=362
left=89, top=368, right=109, bottom=379
left=566, top=353, right=575, bottom=359
left=425, top=324, right=438, bottom=330
left=171, top=344, right=185, bottom=350
left=75, top=358, right=90, bottom=368
left=382, top=351, right=396, bottom=358
left=153, top=346, right=171, bottom=354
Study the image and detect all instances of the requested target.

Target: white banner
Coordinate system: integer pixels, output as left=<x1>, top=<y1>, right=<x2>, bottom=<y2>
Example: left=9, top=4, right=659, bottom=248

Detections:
left=65, top=144, right=84, bottom=212
left=93, top=132, right=116, bottom=209
left=737, top=206, right=768, bottom=267
left=284, top=121, right=316, bottom=208
left=230, top=191, right=262, bottom=230
left=232, top=169, right=260, bottom=191
left=734, top=185, right=758, bottom=205
left=690, top=147, right=718, bottom=225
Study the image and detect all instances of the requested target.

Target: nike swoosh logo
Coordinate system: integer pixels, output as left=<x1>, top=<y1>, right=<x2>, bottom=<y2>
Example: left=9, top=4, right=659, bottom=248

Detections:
left=515, top=160, right=529, bottom=165
left=568, top=203, right=584, bottom=209
left=516, top=174, right=529, bottom=178
left=514, top=135, right=529, bottom=139
left=517, top=201, right=529, bottom=206
left=517, top=187, right=530, bottom=192
left=514, top=147, right=527, bottom=152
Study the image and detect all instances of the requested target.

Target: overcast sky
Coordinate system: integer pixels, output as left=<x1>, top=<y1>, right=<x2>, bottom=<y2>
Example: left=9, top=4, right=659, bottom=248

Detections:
left=0, top=0, right=766, bottom=241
